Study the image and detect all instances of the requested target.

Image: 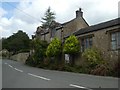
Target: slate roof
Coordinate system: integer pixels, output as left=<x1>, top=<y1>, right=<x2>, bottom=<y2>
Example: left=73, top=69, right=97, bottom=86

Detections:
left=64, top=18, right=120, bottom=38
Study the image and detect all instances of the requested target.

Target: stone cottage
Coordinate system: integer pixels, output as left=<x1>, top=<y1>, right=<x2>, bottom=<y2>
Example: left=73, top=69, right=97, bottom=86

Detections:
left=35, top=8, right=89, bottom=43
left=65, top=18, right=120, bottom=66
left=34, top=8, right=120, bottom=67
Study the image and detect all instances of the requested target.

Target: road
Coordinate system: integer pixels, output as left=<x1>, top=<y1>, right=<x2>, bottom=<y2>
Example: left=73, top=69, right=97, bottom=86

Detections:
left=2, top=59, right=119, bottom=89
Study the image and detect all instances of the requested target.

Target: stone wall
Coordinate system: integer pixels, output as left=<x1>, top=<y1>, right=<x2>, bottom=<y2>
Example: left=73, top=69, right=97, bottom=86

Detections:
left=63, top=17, right=89, bottom=37
left=45, top=33, right=50, bottom=43
left=55, top=30, right=61, bottom=40
left=41, top=35, right=45, bottom=41
left=10, top=53, right=29, bottom=63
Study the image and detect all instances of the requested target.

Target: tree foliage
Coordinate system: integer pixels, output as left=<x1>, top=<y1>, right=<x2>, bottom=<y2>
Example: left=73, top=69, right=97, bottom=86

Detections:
left=32, top=39, right=48, bottom=61
left=2, top=30, right=30, bottom=54
left=63, top=35, right=80, bottom=54
left=41, top=7, right=55, bottom=29
left=26, top=39, right=48, bottom=66
left=46, top=38, right=62, bottom=57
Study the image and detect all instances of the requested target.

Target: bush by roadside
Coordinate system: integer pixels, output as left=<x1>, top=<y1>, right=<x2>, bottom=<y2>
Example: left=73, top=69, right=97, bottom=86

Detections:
left=25, top=38, right=119, bottom=78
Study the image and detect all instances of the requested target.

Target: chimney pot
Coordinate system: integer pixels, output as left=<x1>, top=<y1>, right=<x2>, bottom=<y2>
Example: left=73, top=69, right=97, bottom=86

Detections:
left=76, top=8, right=83, bottom=18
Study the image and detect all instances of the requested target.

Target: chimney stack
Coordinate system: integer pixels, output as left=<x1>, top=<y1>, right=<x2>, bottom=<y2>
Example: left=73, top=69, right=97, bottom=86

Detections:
left=76, top=8, right=83, bottom=18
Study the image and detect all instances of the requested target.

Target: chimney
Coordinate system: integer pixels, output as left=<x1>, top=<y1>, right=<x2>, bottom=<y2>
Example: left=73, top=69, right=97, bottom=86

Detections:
left=76, top=8, right=83, bottom=18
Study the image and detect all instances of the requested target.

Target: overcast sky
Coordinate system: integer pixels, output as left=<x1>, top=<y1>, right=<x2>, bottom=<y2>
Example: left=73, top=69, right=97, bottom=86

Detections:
left=0, top=0, right=119, bottom=38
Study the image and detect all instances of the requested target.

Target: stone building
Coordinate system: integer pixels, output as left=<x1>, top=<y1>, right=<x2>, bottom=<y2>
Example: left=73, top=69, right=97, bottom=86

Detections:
left=35, top=8, right=89, bottom=43
left=67, top=18, right=120, bottom=66
left=34, top=8, right=120, bottom=66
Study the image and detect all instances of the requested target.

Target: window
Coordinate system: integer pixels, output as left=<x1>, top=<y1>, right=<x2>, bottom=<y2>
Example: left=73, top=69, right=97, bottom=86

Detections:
left=111, top=31, right=120, bottom=50
left=81, top=37, right=93, bottom=52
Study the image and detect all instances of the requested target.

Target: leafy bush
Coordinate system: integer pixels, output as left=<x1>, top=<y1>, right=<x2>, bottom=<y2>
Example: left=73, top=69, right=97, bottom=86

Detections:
left=25, top=54, right=37, bottom=67
left=90, top=64, right=109, bottom=76
left=63, top=35, right=80, bottom=54
left=17, top=49, right=30, bottom=54
left=25, top=39, right=48, bottom=66
left=63, top=35, right=80, bottom=65
left=108, top=60, right=120, bottom=77
left=46, top=37, right=62, bottom=57
left=82, top=47, right=103, bottom=69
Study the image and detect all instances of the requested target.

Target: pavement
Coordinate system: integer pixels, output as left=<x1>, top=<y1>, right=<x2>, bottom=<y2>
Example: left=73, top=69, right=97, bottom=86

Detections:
left=2, top=59, right=119, bottom=89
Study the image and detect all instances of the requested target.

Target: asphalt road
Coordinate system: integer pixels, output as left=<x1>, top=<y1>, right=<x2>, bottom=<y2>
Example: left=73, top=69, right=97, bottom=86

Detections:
left=2, top=59, right=119, bottom=89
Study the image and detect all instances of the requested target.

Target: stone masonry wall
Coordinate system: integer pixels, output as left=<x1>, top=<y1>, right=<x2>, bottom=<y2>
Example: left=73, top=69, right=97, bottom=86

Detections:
left=63, top=17, right=88, bottom=37
left=10, top=53, right=29, bottom=63
left=75, top=25, right=119, bottom=66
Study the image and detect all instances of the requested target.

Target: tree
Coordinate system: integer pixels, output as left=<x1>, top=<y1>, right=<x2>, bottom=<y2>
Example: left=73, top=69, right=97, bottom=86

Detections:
left=33, top=39, right=48, bottom=61
left=63, top=35, right=80, bottom=65
left=41, top=7, right=55, bottom=29
left=46, top=37, right=62, bottom=58
left=2, top=30, right=30, bottom=54
left=26, top=39, right=48, bottom=66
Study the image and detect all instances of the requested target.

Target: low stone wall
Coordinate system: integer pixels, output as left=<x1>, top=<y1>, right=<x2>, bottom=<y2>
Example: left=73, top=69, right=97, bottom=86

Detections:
left=10, top=53, right=29, bottom=63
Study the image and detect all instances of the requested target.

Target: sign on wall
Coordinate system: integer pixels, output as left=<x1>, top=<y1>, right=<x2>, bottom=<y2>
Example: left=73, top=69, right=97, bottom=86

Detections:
left=65, top=54, right=70, bottom=63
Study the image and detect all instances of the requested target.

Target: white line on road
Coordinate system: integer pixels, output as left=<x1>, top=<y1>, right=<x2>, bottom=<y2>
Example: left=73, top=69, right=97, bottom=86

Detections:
left=70, top=84, right=92, bottom=90
left=28, top=73, right=51, bottom=81
left=8, top=65, right=13, bottom=68
left=70, top=84, right=86, bottom=88
left=5, top=63, right=8, bottom=65
left=14, top=68, right=23, bottom=72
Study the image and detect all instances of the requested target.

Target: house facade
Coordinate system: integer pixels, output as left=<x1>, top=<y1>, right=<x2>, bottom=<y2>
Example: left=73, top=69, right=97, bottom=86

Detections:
left=34, top=8, right=120, bottom=67
left=71, top=18, right=120, bottom=66
left=35, top=8, right=89, bottom=43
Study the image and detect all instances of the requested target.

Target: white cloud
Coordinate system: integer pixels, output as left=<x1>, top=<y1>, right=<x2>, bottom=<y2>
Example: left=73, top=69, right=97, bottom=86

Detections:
left=0, top=8, right=7, bottom=19
left=81, top=0, right=118, bottom=25
left=0, top=0, right=119, bottom=38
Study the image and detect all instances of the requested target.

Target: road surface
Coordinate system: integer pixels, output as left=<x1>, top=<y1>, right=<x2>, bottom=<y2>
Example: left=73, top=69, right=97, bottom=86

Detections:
left=2, top=59, right=119, bottom=89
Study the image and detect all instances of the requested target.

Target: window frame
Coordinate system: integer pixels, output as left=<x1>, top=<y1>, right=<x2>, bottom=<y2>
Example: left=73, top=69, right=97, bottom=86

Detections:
left=81, top=36, right=93, bottom=52
left=110, top=31, right=120, bottom=50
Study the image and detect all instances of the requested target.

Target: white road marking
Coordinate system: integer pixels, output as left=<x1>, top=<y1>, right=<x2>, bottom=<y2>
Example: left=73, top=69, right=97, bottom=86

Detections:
left=5, top=63, right=8, bottom=65
left=70, top=84, right=92, bottom=90
left=70, top=84, right=86, bottom=88
left=8, top=65, right=13, bottom=68
left=14, top=68, right=23, bottom=72
left=28, top=73, right=51, bottom=81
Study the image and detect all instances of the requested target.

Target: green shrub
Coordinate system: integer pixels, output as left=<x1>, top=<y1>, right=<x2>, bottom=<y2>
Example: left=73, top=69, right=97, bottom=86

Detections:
left=46, top=37, right=62, bottom=57
left=25, top=39, right=48, bottom=66
left=90, top=64, right=109, bottom=76
left=17, top=49, right=30, bottom=54
left=63, top=35, right=80, bottom=54
left=108, top=60, right=120, bottom=77
left=63, top=35, right=80, bottom=65
left=25, top=55, right=36, bottom=67
left=82, top=47, right=103, bottom=69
